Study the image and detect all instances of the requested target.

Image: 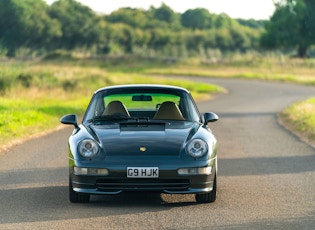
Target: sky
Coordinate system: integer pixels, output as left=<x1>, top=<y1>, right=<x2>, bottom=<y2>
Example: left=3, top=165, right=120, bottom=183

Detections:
left=45, top=0, right=276, bottom=20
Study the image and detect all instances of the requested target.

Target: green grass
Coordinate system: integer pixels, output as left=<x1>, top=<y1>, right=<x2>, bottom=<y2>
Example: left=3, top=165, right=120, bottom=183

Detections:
left=279, top=98, right=315, bottom=145
left=142, top=64, right=315, bottom=85
left=0, top=95, right=88, bottom=146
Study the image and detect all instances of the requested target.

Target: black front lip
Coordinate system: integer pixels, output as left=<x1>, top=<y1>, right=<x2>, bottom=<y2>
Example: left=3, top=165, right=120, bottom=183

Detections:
left=70, top=166, right=216, bottom=195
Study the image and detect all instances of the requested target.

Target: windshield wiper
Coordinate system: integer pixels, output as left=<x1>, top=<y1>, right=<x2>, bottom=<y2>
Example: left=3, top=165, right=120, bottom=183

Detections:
left=87, top=115, right=156, bottom=124
left=88, top=114, right=132, bottom=123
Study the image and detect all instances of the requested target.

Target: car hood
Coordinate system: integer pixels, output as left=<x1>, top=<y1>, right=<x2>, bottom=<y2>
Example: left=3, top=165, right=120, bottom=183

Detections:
left=89, top=121, right=201, bottom=156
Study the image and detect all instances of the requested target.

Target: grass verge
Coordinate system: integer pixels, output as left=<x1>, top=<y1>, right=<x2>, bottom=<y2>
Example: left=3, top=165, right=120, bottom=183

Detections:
left=0, top=89, right=88, bottom=149
left=279, top=98, right=315, bottom=147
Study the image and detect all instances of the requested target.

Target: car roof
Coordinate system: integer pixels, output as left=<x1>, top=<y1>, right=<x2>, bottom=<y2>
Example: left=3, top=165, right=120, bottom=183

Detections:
left=94, top=84, right=190, bottom=94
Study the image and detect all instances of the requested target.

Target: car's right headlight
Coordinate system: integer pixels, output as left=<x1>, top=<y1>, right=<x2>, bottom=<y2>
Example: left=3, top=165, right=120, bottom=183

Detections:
left=186, top=139, right=208, bottom=158
left=78, top=139, right=99, bottom=158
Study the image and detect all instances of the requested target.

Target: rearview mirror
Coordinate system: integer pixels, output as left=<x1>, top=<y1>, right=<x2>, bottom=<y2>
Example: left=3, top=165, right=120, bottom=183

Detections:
left=132, top=95, right=152, bottom=101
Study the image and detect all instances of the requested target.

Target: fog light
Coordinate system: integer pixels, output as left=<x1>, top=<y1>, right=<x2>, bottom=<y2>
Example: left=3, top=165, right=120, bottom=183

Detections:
left=74, top=167, right=109, bottom=175
left=177, top=167, right=212, bottom=175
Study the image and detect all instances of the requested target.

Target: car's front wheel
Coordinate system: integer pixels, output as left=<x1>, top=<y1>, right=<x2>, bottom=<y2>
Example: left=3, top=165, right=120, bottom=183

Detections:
left=195, top=174, right=217, bottom=203
left=69, top=177, right=90, bottom=203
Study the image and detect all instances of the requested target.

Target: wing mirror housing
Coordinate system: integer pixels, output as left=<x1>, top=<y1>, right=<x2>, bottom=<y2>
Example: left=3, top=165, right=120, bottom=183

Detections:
left=203, top=112, right=219, bottom=124
left=60, top=114, right=79, bottom=129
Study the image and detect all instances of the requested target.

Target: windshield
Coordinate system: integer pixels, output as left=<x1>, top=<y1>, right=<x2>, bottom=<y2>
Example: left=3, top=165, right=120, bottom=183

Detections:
left=83, top=87, right=201, bottom=123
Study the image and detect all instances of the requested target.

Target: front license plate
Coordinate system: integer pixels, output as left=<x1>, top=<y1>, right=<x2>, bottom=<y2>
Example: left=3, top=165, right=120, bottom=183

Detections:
left=127, top=167, right=159, bottom=178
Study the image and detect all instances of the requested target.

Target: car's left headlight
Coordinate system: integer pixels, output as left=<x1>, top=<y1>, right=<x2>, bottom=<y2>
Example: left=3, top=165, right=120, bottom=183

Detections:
left=78, top=139, right=99, bottom=158
left=186, top=139, right=208, bottom=158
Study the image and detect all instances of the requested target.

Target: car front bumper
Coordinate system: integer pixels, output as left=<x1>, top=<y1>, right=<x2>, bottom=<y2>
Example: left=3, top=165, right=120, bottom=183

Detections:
left=69, top=163, right=216, bottom=195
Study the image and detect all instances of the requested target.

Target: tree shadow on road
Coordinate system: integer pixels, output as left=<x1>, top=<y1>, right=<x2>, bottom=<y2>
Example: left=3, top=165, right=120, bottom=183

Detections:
left=0, top=182, right=198, bottom=225
left=219, top=154, right=315, bottom=177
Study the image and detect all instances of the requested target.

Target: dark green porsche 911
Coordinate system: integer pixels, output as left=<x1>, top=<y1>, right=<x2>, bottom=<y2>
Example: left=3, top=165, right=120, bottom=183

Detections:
left=61, top=84, right=219, bottom=203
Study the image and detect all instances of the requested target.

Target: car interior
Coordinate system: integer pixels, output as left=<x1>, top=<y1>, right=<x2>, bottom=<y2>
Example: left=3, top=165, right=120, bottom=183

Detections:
left=103, top=100, right=130, bottom=117
left=103, top=100, right=185, bottom=121
left=153, top=101, right=185, bottom=120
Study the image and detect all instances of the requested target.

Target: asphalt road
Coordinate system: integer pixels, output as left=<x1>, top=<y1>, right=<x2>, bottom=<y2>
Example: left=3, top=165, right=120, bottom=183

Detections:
left=1, top=78, right=315, bottom=229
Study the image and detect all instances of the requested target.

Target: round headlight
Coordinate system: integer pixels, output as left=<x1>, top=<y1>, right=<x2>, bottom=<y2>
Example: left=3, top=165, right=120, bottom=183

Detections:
left=78, top=139, right=99, bottom=158
left=186, top=139, right=208, bottom=158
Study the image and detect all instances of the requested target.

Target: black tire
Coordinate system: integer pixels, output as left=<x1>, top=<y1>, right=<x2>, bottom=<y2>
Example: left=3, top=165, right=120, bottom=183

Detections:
left=69, top=177, right=90, bottom=203
left=195, top=175, right=217, bottom=203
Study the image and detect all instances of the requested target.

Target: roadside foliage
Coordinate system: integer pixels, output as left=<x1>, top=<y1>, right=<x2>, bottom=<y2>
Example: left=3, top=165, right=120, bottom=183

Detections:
left=0, top=0, right=264, bottom=58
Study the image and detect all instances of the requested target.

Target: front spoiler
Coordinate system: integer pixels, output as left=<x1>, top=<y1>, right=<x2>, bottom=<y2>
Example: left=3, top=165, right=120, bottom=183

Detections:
left=70, top=171, right=215, bottom=195
left=73, top=184, right=214, bottom=195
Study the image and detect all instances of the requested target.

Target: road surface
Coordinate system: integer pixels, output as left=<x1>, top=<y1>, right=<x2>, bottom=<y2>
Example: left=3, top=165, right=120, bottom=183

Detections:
left=1, top=78, right=315, bottom=229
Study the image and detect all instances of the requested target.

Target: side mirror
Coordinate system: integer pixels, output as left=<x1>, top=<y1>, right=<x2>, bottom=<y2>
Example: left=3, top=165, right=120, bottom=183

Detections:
left=60, top=114, right=79, bottom=129
left=204, top=112, right=219, bottom=124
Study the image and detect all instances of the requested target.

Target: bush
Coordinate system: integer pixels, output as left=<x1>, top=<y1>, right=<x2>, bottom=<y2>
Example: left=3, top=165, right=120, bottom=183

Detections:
left=62, top=80, right=77, bottom=91
left=17, top=74, right=33, bottom=88
left=43, top=50, right=73, bottom=60
left=0, top=77, right=12, bottom=95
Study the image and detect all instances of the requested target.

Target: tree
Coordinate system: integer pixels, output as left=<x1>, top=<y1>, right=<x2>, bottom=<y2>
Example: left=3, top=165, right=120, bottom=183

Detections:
left=185, top=30, right=206, bottom=51
left=0, top=0, right=61, bottom=56
left=49, top=0, right=101, bottom=50
left=151, top=3, right=181, bottom=29
left=213, top=13, right=236, bottom=28
left=148, top=28, right=171, bottom=50
left=181, top=8, right=214, bottom=30
left=215, top=29, right=232, bottom=51
left=116, top=24, right=135, bottom=53
left=0, top=0, right=266, bottom=57
left=229, top=28, right=251, bottom=51
left=237, top=19, right=266, bottom=29
left=261, top=0, right=315, bottom=57
left=105, top=8, right=148, bottom=28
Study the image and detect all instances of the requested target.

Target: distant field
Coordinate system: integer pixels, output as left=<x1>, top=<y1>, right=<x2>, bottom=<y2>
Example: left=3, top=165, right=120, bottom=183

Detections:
left=1, top=55, right=315, bottom=150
